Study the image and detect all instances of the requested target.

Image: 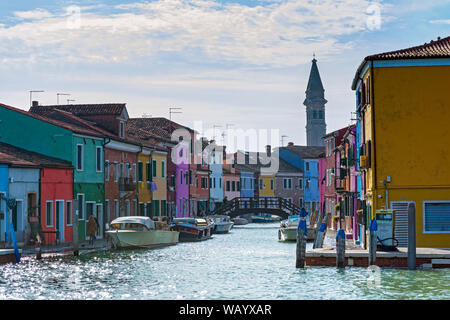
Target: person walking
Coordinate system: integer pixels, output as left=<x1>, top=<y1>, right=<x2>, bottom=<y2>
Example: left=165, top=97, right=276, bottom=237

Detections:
left=87, top=214, right=98, bottom=246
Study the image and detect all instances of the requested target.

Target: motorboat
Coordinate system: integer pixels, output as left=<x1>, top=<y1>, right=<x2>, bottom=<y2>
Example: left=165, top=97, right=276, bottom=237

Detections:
left=251, top=213, right=282, bottom=223
left=231, top=216, right=249, bottom=225
left=106, top=216, right=179, bottom=249
left=209, top=215, right=234, bottom=234
left=278, top=215, right=317, bottom=242
left=169, top=217, right=214, bottom=242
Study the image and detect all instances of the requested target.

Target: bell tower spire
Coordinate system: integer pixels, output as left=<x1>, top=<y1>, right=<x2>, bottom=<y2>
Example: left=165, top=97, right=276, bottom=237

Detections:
left=303, top=56, right=327, bottom=146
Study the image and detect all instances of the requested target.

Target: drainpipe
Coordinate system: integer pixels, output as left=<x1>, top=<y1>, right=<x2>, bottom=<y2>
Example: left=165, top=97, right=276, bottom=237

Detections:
left=370, top=61, right=377, bottom=218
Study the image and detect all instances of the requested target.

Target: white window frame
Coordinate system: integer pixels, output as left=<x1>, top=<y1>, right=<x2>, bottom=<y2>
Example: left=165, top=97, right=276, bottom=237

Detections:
left=46, top=200, right=53, bottom=227
left=133, top=163, right=137, bottom=182
left=133, top=200, right=137, bottom=216
left=85, top=201, right=96, bottom=222
left=105, top=160, right=110, bottom=181
left=114, top=162, right=119, bottom=182
left=96, top=146, right=103, bottom=173
left=161, top=160, right=166, bottom=178
left=423, top=200, right=450, bottom=234
left=114, top=199, right=119, bottom=219
left=77, top=194, right=85, bottom=220
left=76, top=144, right=84, bottom=171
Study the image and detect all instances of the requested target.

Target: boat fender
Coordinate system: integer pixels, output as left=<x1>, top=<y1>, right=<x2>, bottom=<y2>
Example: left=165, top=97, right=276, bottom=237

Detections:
left=278, top=229, right=281, bottom=240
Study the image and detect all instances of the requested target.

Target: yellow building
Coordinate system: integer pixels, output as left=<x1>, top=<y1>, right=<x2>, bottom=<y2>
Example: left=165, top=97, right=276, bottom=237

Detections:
left=137, top=148, right=152, bottom=216
left=352, top=36, right=450, bottom=248
left=259, top=175, right=275, bottom=197
left=150, top=150, right=168, bottom=217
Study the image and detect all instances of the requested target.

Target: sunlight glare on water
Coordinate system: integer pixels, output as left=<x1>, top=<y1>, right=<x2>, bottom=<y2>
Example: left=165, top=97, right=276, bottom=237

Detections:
left=0, top=223, right=449, bottom=300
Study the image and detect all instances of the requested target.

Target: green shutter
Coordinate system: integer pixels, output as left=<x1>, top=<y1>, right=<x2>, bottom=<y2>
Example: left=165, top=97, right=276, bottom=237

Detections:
left=152, top=160, right=157, bottom=177
left=138, top=162, right=143, bottom=181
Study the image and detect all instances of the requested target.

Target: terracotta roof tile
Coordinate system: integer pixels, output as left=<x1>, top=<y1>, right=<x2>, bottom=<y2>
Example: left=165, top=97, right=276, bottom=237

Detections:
left=0, top=142, right=73, bottom=168
left=365, top=36, right=450, bottom=61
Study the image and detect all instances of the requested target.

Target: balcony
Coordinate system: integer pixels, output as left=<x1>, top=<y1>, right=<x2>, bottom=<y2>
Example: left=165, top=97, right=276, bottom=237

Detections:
left=119, top=178, right=136, bottom=192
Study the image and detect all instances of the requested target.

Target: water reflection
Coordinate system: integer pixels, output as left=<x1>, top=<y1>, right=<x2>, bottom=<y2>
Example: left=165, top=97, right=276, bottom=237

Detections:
left=0, top=223, right=449, bottom=300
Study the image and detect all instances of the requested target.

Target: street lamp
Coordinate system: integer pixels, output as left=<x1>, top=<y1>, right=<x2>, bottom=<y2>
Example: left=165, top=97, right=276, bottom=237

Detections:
left=29, top=90, right=44, bottom=107
left=57, top=93, right=71, bottom=105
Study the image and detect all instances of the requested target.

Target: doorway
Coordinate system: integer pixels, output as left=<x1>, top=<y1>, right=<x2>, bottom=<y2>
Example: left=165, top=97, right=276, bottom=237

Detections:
left=55, top=200, right=65, bottom=242
left=95, top=204, right=103, bottom=239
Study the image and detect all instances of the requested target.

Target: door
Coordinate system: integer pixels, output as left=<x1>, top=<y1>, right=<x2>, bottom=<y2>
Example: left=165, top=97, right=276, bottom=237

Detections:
left=390, top=201, right=412, bottom=247
left=12, top=200, right=23, bottom=242
left=55, top=200, right=65, bottom=242
left=95, top=204, right=103, bottom=239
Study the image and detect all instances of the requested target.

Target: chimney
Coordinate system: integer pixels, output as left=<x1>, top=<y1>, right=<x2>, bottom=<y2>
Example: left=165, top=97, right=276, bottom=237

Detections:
left=288, top=142, right=294, bottom=147
left=32, top=101, right=39, bottom=107
left=266, top=145, right=271, bottom=157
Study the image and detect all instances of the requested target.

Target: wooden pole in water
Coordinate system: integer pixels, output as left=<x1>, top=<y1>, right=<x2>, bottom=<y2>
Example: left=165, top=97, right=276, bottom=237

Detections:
left=407, top=203, right=416, bottom=270
left=73, top=199, right=79, bottom=257
left=313, top=215, right=328, bottom=249
left=296, top=220, right=307, bottom=268
left=369, top=219, right=377, bottom=265
left=336, top=228, right=346, bottom=268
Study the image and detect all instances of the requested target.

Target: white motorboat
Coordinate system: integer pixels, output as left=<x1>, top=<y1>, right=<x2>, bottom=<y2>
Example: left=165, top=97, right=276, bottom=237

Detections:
left=209, top=215, right=234, bottom=234
left=106, top=216, right=179, bottom=249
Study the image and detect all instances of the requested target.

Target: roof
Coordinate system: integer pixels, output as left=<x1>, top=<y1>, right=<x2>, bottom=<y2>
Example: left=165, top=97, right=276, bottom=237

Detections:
left=280, top=145, right=325, bottom=159
left=128, top=117, right=194, bottom=136
left=277, top=158, right=302, bottom=174
left=0, top=142, right=73, bottom=168
left=352, top=36, right=450, bottom=90
left=0, top=103, right=105, bottom=138
left=304, top=58, right=328, bottom=106
left=29, top=103, right=127, bottom=117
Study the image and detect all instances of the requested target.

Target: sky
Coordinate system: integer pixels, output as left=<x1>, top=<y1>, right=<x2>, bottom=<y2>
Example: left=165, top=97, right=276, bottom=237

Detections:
left=1, top=0, right=449, bottom=151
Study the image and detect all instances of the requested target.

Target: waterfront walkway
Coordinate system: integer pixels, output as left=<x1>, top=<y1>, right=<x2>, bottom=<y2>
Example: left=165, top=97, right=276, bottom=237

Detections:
left=21, top=238, right=110, bottom=258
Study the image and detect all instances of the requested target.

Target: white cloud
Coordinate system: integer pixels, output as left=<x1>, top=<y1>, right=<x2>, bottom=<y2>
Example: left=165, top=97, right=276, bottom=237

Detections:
left=1, top=0, right=381, bottom=67
left=430, top=19, right=450, bottom=24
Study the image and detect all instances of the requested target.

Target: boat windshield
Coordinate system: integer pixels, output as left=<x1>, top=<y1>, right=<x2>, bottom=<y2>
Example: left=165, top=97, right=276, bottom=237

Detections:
left=110, top=223, right=149, bottom=231
left=288, top=216, right=300, bottom=225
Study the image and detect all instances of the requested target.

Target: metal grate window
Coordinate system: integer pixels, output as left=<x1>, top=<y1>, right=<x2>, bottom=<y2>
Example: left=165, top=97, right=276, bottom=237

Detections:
left=424, top=202, right=450, bottom=233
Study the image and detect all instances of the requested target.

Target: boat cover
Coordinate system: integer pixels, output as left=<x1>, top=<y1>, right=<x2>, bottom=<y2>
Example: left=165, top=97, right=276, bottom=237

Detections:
left=110, top=216, right=156, bottom=230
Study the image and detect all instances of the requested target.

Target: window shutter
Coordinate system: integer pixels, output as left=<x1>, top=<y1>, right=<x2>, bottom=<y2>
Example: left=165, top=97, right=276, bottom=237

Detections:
left=424, top=203, right=450, bottom=232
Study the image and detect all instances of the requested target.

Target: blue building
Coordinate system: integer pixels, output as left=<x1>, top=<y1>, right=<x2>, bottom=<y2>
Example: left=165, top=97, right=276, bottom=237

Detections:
left=237, top=165, right=256, bottom=198
left=208, top=145, right=223, bottom=211
left=0, top=163, right=9, bottom=243
left=274, top=145, right=324, bottom=213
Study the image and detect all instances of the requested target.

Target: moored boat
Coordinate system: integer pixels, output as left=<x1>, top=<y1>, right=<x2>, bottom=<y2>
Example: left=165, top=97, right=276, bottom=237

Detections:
left=231, top=216, right=249, bottom=225
left=278, top=215, right=317, bottom=242
left=106, top=216, right=179, bottom=249
left=169, top=217, right=214, bottom=242
left=209, top=215, right=234, bottom=234
left=251, top=213, right=282, bottom=223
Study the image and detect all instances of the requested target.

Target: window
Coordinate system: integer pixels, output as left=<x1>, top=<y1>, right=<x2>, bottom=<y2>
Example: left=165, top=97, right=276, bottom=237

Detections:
left=305, top=179, right=310, bottom=190
left=185, top=171, right=189, bottom=185
left=105, top=160, right=110, bottom=181
left=77, top=194, right=85, bottom=220
left=237, top=181, right=240, bottom=192
left=138, top=162, right=143, bottom=182
left=232, top=181, right=235, bottom=192
left=283, top=178, right=292, bottom=190
left=305, top=162, right=310, bottom=172
left=299, top=198, right=304, bottom=208
left=171, top=175, right=175, bottom=187
left=126, top=200, right=130, bottom=216
left=152, top=160, right=157, bottom=177
left=114, top=199, right=119, bottom=218
left=161, top=160, right=166, bottom=178
left=270, top=179, right=274, bottom=190
left=298, top=178, right=303, bottom=190
left=66, top=201, right=72, bottom=226
left=96, top=146, right=102, bottom=172
left=139, top=203, right=145, bottom=216
left=46, top=201, right=53, bottom=227
left=114, top=162, right=119, bottom=182
left=189, top=170, right=192, bottom=185
left=120, top=162, right=124, bottom=178
left=133, top=200, right=137, bottom=215
left=76, top=144, right=83, bottom=171
left=213, top=177, right=216, bottom=188
left=146, top=162, right=151, bottom=182
left=120, top=121, right=125, bottom=138
left=424, top=202, right=450, bottom=233
left=105, top=200, right=110, bottom=221
left=133, top=164, right=137, bottom=182
left=260, top=179, right=263, bottom=190
left=226, top=181, right=231, bottom=192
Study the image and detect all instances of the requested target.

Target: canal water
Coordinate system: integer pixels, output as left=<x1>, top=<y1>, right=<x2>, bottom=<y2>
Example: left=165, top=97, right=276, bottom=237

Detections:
left=1, top=223, right=449, bottom=300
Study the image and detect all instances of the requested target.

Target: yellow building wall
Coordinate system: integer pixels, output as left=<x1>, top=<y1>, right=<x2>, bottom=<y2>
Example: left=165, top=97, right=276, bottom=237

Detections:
left=151, top=152, right=167, bottom=202
left=368, top=64, right=450, bottom=247
left=137, top=153, right=151, bottom=204
left=259, top=175, right=275, bottom=196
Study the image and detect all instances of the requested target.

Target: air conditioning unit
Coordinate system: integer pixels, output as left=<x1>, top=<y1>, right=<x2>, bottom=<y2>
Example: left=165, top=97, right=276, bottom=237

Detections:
left=360, top=155, right=368, bottom=169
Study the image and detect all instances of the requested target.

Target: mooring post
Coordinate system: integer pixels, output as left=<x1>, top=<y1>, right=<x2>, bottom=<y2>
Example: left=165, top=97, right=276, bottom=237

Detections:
left=369, top=219, right=377, bottom=266
left=35, top=234, right=42, bottom=260
left=408, top=202, right=416, bottom=270
left=296, top=219, right=307, bottom=268
left=313, top=215, right=327, bottom=249
left=336, top=228, right=346, bottom=268
left=73, top=199, right=79, bottom=257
